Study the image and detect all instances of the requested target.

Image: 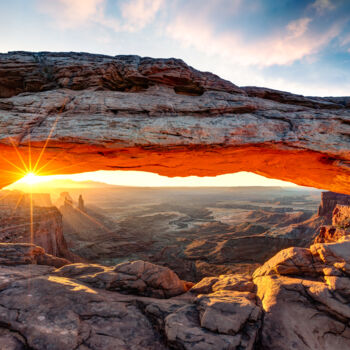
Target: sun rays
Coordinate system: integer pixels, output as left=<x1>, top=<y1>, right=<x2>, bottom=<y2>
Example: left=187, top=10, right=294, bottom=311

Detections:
left=0, top=99, right=114, bottom=248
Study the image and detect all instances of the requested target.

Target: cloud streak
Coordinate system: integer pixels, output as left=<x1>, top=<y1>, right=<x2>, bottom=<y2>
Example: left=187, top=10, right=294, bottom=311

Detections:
left=35, top=0, right=349, bottom=70
left=310, top=0, right=336, bottom=14
left=36, top=0, right=163, bottom=32
left=36, top=0, right=105, bottom=28
left=166, top=14, right=341, bottom=67
left=121, top=0, right=163, bottom=31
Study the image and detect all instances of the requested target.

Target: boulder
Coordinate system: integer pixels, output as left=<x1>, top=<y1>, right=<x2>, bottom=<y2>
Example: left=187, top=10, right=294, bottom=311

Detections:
left=254, top=274, right=350, bottom=350
left=55, top=260, right=190, bottom=298
left=253, top=220, right=350, bottom=350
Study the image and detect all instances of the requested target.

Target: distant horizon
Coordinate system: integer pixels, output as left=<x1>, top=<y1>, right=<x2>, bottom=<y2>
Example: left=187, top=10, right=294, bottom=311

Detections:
left=4, top=170, right=321, bottom=193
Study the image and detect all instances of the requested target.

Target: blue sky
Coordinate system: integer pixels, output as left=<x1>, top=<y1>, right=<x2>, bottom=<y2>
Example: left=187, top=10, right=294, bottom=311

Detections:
left=1, top=0, right=350, bottom=96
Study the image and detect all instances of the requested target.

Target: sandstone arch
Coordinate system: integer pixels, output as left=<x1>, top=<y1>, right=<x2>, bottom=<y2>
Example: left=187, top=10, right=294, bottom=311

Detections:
left=0, top=52, right=349, bottom=193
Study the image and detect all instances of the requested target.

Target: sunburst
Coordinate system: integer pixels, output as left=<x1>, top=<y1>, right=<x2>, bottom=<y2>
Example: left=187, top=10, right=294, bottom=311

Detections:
left=1, top=101, right=112, bottom=249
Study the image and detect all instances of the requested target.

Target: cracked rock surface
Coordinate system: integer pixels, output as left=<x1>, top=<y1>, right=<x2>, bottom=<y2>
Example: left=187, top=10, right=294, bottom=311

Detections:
left=1, top=203, right=350, bottom=350
left=253, top=207, right=350, bottom=349
left=0, top=243, right=261, bottom=350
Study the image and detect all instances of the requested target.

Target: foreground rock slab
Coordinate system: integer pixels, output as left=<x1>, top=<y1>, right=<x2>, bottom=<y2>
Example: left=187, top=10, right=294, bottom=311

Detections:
left=253, top=208, right=350, bottom=350
left=0, top=52, right=350, bottom=194
left=0, top=243, right=261, bottom=349
left=1, top=204, right=350, bottom=349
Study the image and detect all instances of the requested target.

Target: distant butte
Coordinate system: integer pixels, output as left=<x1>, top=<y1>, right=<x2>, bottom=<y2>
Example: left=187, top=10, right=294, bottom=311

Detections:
left=0, top=51, right=349, bottom=193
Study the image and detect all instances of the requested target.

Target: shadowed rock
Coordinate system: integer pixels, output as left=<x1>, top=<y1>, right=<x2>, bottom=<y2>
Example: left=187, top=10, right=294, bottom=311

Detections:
left=0, top=243, right=69, bottom=267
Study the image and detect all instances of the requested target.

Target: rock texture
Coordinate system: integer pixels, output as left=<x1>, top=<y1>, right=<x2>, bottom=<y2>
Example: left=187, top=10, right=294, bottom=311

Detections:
left=318, top=192, right=350, bottom=224
left=0, top=191, right=79, bottom=262
left=252, top=204, right=350, bottom=350
left=0, top=244, right=261, bottom=350
left=0, top=52, right=349, bottom=193
left=0, top=243, right=69, bottom=267
left=55, top=260, right=192, bottom=298
left=315, top=202, right=350, bottom=244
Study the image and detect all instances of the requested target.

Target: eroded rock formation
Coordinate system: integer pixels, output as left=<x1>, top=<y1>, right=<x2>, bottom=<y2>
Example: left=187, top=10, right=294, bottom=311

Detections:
left=0, top=243, right=69, bottom=267
left=318, top=191, right=350, bottom=224
left=0, top=191, right=78, bottom=262
left=0, top=52, right=349, bottom=193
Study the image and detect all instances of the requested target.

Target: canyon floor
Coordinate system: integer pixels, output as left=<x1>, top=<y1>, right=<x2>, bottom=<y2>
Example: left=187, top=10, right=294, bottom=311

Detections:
left=54, top=185, right=322, bottom=281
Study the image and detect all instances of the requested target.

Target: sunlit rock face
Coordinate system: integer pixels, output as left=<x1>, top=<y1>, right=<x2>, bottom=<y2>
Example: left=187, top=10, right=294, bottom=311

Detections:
left=0, top=191, right=76, bottom=261
left=0, top=51, right=350, bottom=192
left=253, top=204, right=350, bottom=350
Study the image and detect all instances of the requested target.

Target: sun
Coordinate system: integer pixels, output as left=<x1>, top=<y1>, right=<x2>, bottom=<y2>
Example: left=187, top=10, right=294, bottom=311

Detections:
left=18, top=172, right=42, bottom=185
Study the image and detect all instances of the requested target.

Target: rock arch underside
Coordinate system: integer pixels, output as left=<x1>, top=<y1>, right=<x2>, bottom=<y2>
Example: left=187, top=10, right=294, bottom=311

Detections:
left=2, top=52, right=350, bottom=350
left=0, top=51, right=349, bottom=193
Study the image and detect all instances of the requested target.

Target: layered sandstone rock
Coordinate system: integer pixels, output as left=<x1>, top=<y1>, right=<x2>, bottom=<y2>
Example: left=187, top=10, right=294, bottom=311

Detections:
left=1, top=208, right=350, bottom=349
left=318, top=192, right=350, bottom=224
left=0, top=194, right=79, bottom=262
left=316, top=202, right=350, bottom=243
left=253, top=220, right=350, bottom=349
left=0, top=52, right=349, bottom=193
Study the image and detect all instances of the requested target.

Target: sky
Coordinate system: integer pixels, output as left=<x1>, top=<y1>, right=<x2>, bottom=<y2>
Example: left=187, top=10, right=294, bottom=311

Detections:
left=1, top=0, right=350, bottom=96
left=5, top=171, right=299, bottom=191
left=1, top=0, right=349, bottom=188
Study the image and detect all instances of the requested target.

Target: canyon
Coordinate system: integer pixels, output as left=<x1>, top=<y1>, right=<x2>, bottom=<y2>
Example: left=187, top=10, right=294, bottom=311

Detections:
left=0, top=193, right=349, bottom=349
left=57, top=185, right=322, bottom=281
left=1, top=51, right=350, bottom=349
left=0, top=186, right=322, bottom=281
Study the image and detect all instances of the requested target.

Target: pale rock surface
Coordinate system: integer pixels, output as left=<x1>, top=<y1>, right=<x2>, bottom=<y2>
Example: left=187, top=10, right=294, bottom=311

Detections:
left=0, top=246, right=262, bottom=350
left=253, top=206, right=350, bottom=349
left=55, top=260, right=190, bottom=298
left=254, top=275, right=350, bottom=350
left=332, top=204, right=350, bottom=227
left=190, top=273, right=255, bottom=294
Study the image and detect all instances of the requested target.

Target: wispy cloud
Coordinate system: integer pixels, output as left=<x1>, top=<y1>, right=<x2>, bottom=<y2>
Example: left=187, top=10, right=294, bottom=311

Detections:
left=166, top=13, right=341, bottom=67
left=36, top=0, right=105, bottom=29
left=36, top=0, right=163, bottom=32
left=121, top=0, right=163, bottom=31
left=310, top=0, right=336, bottom=14
left=34, top=0, right=349, bottom=70
left=287, top=17, right=312, bottom=38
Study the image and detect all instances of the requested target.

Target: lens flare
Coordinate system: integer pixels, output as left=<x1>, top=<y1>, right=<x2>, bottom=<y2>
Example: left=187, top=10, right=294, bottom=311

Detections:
left=18, top=172, right=42, bottom=185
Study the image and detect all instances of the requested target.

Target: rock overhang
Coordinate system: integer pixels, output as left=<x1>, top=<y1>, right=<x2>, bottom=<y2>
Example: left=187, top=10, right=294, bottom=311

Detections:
left=0, top=51, right=349, bottom=193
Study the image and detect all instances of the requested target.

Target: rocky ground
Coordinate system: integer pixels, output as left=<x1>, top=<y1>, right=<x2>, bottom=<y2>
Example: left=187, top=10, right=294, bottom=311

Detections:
left=0, top=200, right=349, bottom=349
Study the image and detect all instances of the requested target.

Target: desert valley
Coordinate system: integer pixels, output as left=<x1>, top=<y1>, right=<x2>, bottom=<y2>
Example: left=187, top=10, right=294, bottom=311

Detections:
left=1, top=183, right=325, bottom=281
left=0, top=48, right=349, bottom=350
